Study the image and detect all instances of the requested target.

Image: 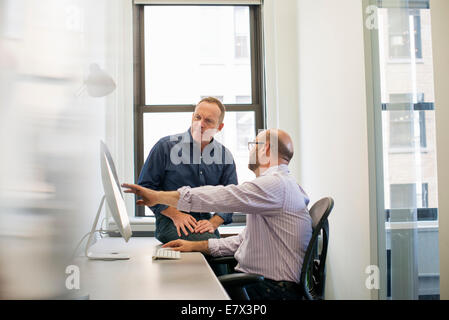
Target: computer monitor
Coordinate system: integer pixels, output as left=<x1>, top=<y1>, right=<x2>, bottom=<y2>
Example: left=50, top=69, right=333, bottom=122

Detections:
left=100, top=140, right=124, bottom=199
left=84, top=141, right=132, bottom=260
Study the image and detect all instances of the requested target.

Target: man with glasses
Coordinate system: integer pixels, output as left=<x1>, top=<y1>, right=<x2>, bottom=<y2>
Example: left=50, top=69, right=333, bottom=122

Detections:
left=137, top=97, right=238, bottom=244
left=124, top=129, right=312, bottom=300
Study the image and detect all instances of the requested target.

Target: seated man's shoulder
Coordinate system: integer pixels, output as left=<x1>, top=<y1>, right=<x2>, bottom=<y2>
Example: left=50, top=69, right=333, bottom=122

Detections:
left=259, top=172, right=301, bottom=194
left=253, top=173, right=285, bottom=188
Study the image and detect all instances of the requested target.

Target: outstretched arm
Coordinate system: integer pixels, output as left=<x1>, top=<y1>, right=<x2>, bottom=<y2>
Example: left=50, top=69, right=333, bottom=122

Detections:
left=176, top=175, right=285, bottom=216
left=121, top=183, right=180, bottom=207
left=123, top=174, right=285, bottom=217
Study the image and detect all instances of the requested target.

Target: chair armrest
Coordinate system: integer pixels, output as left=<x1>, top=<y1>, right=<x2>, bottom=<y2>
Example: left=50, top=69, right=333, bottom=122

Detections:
left=218, top=273, right=265, bottom=288
left=206, top=256, right=239, bottom=276
left=208, top=256, right=237, bottom=266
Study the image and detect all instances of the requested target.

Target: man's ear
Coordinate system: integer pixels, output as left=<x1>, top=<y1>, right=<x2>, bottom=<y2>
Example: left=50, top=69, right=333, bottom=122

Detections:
left=218, top=122, right=224, bottom=131
left=265, top=142, right=270, bottom=157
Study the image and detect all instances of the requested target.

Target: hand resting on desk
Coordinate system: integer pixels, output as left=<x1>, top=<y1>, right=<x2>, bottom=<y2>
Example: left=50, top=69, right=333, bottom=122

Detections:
left=162, top=239, right=210, bottom=255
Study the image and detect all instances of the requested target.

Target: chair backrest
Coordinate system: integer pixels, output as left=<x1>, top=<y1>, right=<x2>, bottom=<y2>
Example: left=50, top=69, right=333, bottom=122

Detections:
left=300, top=197, right=334, bottom=300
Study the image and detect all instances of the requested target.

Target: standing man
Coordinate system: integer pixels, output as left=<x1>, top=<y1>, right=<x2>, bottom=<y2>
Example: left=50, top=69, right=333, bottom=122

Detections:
left=138, top=97, right=238, bottom=243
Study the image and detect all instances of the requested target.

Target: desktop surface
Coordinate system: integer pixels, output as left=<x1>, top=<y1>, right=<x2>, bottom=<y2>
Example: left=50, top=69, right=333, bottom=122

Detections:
left=74, top=237, right=230, bottom=300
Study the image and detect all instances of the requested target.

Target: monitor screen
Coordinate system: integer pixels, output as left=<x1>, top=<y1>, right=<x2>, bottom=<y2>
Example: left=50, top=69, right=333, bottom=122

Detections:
left=100, top=142, right=132, bottom=242
left=100, top=140, right=124, bottom=199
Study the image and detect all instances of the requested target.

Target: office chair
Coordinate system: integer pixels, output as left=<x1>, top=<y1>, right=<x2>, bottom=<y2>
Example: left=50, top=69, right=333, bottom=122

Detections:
left=300, top=197, right=334, bottom=300
left=209, top=197, right=334, bottom=301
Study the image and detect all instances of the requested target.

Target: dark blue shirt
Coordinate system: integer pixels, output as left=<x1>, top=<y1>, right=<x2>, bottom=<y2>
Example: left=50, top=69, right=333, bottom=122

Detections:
left=138, top=128, right=238, bottom=229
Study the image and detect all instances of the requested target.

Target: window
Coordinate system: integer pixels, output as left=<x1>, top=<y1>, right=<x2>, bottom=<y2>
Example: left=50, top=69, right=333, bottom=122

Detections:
left=201, top=95, right=224, bottom=102
left=133, top=3, right=265, bottom=217
left=389, top=93, right=424, bottom=104
left=236, top=95, right=251, bottom=104
left=234, top=6, right=250, bottom=59
left=386, top=94, right=427, bottom=150
left=388, top=8, right=423, bottom=60
left=372, top=0, right=439, bottom=299
left=389, top=183, right=428, bottom=209
left=389, top=110, right=426, bottom=149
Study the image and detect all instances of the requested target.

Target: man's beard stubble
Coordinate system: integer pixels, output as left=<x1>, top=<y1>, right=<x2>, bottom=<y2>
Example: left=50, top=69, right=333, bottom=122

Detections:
left=248, top=151, right=259, bottom=172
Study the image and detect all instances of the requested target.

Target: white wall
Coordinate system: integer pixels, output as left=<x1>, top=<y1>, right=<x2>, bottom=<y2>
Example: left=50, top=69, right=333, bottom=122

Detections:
left=104, top=0, right=135, bottom=219
left=430, top=0, right=449, bottom=300
left=263, top=0, right=301, bottom=182
left=264, top=0, right=373, bottom=299
left=62, top=0, right=135, bottom=249
left=296, top=0, right=372, bottom=300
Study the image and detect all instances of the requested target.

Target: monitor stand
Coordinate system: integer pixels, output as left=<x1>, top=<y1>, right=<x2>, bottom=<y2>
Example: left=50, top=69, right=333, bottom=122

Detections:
left=85, top=195, right=130, bottom=261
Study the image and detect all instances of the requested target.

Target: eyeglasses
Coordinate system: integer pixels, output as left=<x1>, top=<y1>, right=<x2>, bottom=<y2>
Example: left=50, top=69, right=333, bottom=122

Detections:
left=247, top=141, right=265, bottom=151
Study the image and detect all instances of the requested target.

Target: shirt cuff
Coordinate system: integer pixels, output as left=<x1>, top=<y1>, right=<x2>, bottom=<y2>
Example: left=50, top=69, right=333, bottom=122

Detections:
left=151, top=204, right=169, bottom=217
left=214, top=212, right=233, bottom=225
left=177, top=186, right=193, bottom=212
left=207, top=238, right=221, bottom=257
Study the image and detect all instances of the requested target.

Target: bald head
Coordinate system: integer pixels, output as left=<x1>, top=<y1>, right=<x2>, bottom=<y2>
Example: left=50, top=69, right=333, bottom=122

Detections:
left=265, top=129, right=294, bottom=163
left=248, top=129, right=294, bottom=174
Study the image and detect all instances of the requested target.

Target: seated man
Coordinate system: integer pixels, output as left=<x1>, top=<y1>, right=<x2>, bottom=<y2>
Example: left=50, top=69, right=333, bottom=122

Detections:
left=123, top=129, right=313, bottom=300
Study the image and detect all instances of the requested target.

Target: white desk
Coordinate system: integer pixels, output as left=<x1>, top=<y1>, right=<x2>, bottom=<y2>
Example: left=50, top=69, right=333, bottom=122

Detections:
left=75, top=237, right=230, bottom=300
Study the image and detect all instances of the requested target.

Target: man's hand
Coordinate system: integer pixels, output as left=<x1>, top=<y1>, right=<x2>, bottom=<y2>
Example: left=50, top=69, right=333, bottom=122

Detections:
left=163, top=239, right=209, bottom=254
left=194, top=220, right=215, bottom=234
left=162, top=207, right=198, bottom=237
left=122, top=183, right=180, bottom=207
left=122, top=183, right=159, bottom=206
left=194, top=215, right=224, bottom=234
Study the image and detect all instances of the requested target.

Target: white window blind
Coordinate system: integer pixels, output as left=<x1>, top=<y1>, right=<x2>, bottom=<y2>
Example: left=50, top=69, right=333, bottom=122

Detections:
left=134, top=0, right=261, bottom=5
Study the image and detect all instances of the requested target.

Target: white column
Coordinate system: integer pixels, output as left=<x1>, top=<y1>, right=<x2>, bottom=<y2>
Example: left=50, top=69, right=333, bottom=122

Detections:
left=430, top=0, right=449, bottom=300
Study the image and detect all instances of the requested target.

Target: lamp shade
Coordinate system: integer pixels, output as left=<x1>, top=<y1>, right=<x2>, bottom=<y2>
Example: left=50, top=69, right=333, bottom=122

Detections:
left=84, top=63, right=116, bottom=97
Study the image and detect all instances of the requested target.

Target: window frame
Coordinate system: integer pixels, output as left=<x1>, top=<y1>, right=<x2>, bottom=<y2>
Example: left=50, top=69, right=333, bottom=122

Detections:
left=132, top=3, right=266, bottom=217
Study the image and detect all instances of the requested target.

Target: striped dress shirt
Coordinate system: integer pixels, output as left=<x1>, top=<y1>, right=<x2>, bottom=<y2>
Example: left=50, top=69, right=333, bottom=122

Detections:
left=177, top=164, right=312, bottom=283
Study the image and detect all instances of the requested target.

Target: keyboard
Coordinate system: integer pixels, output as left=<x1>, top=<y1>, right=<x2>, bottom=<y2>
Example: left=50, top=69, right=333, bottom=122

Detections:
left=152, top=248, right=181, bottom=260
